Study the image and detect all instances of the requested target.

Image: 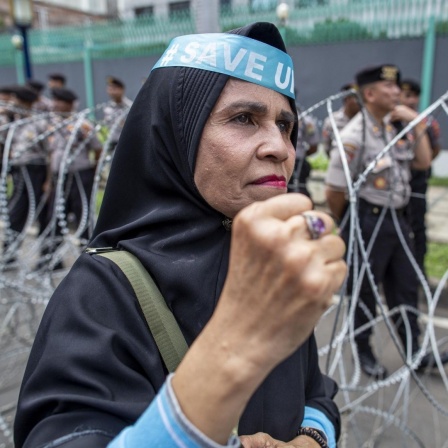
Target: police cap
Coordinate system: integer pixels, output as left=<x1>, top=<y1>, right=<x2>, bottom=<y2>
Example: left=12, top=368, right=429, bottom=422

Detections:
left=400, top=79, right=421, bottom=95
left=27, top=79, right=45, bottom=93
left=355, top=64, right=401, bottom=87
left=11, top=86, right=39, bottom=103
left=48, top=73, right=66, bottom=84
left=107, top=76, right=125, bottom=89
left=0, top=85, right=15, bottom=95
left=51, top=87, right=78, bottom=103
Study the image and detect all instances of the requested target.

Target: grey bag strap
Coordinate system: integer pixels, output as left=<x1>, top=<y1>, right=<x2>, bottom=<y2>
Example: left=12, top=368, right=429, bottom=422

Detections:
left=97, top=250, right=188, bottom=372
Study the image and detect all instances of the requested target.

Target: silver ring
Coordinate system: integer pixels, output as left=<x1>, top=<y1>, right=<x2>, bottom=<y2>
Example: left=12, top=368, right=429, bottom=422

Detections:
left=303, top=213, right=326, bottom=240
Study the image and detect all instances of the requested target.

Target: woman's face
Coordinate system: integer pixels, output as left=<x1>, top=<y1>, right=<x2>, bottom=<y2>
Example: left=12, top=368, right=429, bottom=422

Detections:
left=194, top=78, right=296, bottom=218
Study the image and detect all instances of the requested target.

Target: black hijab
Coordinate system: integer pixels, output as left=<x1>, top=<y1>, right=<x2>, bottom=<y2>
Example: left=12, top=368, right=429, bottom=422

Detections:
left=91, top=22, right=298, bottom=345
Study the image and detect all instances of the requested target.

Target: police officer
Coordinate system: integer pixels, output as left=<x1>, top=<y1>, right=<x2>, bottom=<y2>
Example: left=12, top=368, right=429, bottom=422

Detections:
left=0, top=85, right=14, bottom=104
left=47, top=87, right=102, bottom=247
left=6, top=86, right=51, bottom=247
left=288, top=100, right=319, bottom=198
left=400, top=79, right=441, bottom=276
left=27, top=79, right=52, bottom=112
left=325, top=64, right=446, bottom=379
left=321, top=83, right=361, bottom=156
left=0, top=86, right=16, bottom=170
left=47, top=73, right=66, bottom=90
left=103, top=76, right=132, bottom=149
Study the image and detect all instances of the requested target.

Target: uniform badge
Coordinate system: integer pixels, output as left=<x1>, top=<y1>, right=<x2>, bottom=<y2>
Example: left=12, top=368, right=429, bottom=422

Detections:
left=381, top=66, right=398, bottom=82
left=374, top=176, right=387, bottom=189
left=343, top=143, right=358, bottom=162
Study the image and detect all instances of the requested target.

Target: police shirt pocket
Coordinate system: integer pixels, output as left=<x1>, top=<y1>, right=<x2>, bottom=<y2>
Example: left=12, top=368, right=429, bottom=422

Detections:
left=371, top=155, right=392, bottom=174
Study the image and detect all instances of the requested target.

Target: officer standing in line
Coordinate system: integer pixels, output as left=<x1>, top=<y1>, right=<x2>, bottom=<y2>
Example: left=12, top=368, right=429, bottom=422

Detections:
left=5, top=86, right=51, bottom=251
left=321, top=83, right=361, bottom=156
left=0, top=85, right=14, bottom=104
left=288, top=95, right=319, bottom=198
left=26, top=79, right=52, bottom=112
left=325, top=64, right=447, bottom=379
left=399, top=79, right=441, bottom=277
left=46, top=88, right=102, bottom=248
left=0, top=86, right=16, bottom=171
left=47, top=73, right=66, bottom=90
left=103, top=76, right=133, bottom=150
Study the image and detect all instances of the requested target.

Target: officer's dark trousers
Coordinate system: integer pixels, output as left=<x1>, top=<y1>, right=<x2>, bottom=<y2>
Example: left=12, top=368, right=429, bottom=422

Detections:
left=407, top=169, right=429, bottom=275
left=343, top=202, right=420, bottom=353
left=8, top=164, right=47, bottom=236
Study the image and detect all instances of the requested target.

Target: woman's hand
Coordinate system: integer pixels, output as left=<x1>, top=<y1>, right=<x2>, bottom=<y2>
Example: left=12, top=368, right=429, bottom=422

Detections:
left=173, top=193, right=346, bottom=445
left=214, top=193, right=346, bottom=369
left=240, top=432, right=321, bottom=448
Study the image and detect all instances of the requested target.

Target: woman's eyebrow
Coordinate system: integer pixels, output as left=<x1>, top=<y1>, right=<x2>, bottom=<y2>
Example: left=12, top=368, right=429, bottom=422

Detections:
left=218, top=102, right=296, bottom=124
left=221, top=101, right=268, bottom=115
left=279, top=110, right=297, bottom=124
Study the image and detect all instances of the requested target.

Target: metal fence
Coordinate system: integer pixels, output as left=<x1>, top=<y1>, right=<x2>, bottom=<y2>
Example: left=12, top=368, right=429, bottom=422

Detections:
left=1, top=0, right=448, bottom=68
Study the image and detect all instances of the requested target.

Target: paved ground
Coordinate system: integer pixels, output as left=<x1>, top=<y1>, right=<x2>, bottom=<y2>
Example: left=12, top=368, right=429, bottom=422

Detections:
left=1, top=184, right=447, bottom=447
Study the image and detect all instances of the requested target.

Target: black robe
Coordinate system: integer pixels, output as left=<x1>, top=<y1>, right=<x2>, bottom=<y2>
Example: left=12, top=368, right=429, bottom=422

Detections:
left=14, top=22, right=340, bottom=447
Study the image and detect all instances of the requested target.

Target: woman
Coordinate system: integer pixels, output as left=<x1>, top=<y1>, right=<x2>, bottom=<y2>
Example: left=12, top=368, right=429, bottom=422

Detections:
left=14, top=23, right=346, bottom=448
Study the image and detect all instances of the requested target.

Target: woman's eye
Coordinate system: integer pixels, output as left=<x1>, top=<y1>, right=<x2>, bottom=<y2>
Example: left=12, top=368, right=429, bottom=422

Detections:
left=278, top=121, right=293, bottom=134
left=233, top=114, right=251, bottom=125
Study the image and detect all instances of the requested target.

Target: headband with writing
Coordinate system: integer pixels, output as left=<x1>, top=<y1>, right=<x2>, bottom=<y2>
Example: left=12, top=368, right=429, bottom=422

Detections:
left=152, top=33, right=295, bottom=99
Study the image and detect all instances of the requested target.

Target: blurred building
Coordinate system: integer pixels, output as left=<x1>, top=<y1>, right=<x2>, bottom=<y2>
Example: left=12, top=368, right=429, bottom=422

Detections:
left=0, top=0, right=113, bottom=30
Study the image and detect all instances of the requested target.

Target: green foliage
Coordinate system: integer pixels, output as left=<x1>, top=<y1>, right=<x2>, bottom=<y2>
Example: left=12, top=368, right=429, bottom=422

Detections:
left=97, top=126, right=109, bottom=145
left=310, top=18, right=372, bottom=43
left=436, top=20, right=448, bottom=35
left=96, top=188, right=105, bottom=215
left=429, top=177, right=448, bottom=187
left=426, top=242, right=448, bottom=280
left=308, top=152, right=329, bottom=171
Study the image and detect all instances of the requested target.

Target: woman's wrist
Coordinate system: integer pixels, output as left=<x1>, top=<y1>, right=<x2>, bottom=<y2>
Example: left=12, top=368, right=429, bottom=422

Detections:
left=172, top=321, right=269, bottom=445
left=297, top=427, right=328, bottom=447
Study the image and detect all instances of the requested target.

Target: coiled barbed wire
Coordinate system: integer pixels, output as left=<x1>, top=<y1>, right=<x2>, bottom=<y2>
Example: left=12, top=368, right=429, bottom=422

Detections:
left=0, top=93, right=447, bottom=446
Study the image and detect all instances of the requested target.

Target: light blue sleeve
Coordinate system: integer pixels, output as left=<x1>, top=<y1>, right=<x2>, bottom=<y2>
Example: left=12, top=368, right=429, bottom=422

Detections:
left=108, top=374, right=240, bottom=448
left=301, top=406, right=336, bottom=448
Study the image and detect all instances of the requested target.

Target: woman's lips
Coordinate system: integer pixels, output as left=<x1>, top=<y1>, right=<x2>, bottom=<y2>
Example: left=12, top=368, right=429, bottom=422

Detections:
left=252, top=175, right=287, bottom=188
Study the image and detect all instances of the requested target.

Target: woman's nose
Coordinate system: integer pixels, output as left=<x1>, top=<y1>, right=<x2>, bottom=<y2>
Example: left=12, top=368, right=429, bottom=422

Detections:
left=257, top=126, right=291, bottom=161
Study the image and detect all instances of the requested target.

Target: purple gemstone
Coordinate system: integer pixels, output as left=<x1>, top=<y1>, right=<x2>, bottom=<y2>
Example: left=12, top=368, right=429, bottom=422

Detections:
left=312, top=217, right=326, bottom=236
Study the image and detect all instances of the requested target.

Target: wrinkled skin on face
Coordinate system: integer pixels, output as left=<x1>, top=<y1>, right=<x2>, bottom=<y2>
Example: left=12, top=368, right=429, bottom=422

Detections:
left=194, top=78, right=296, bottom=218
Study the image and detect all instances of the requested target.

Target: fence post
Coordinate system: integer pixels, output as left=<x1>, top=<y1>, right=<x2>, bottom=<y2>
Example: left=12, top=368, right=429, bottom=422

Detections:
left=420, top=15, right=436, bottom=111
left=83, top=40, right=95, bottom=114
left=14, top=48, right=25, bottom=84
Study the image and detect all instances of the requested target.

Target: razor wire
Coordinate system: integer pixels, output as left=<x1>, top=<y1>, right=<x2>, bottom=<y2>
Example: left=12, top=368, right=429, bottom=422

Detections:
left=312, top=89, right=448, bottom=447
left=0, top=92, right=447, bottom=446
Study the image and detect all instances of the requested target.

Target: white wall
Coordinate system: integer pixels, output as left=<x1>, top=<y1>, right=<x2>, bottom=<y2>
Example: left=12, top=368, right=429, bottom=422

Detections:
left=41, top=0, right=109, bottom=14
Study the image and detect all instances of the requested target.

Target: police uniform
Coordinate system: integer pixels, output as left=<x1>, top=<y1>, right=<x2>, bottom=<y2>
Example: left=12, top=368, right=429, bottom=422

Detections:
left=326, top=65, right=423, bottom=377
left=322, top=108, right=352, bottom=156
left=47, top=88, right=102, bottom=243
left=0, top=100, right=15, bottom=170
left=401, top=80, right=441, bottom=274
left=7, top=87, right=50, bottom=239
left=288, top=113, right=319, bottom=197
left=103, top=77, right=132, bottom=146
left=321, top=84, right=358, bottom=156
